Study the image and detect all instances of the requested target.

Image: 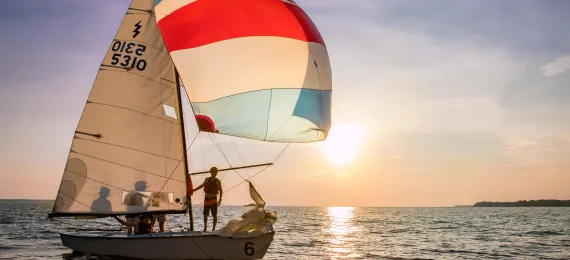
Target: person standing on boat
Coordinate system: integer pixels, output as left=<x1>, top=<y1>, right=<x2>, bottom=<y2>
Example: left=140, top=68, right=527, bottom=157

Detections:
left=193, top=167, right=223, bottom=232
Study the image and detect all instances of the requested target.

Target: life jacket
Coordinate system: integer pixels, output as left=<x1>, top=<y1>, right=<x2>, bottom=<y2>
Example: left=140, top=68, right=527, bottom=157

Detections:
left=203, top=177, right=219, bottom=195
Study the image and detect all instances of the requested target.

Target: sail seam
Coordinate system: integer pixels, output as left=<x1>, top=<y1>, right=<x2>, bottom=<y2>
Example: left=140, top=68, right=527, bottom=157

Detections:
left=267, top=116, right=294, bottom=141
left=161, top=77, right=176, bottom=84
left=193, top=127, right=323, bottom=144
left=63, top=168, right=167, bottom=197
left=55, top=190, right=99, bottom=213
left=263, top=89, right=273, bottom=141
left=71, top=151, right=186, bottom=183
left=87, top=102, right=180, bottom=125
left=189, top=88, right=330, bottom=104
left=127, top=8, right=153, bottom=14
left=230, top=136, right=250, bottom=178
left=99, top=67, right=177, bottom=90
left=74, top=138, right=183, bottom=162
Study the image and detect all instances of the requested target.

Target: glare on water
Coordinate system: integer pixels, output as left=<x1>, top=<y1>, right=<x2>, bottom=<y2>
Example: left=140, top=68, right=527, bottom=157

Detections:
left=325, top=207, right=361, bottom=259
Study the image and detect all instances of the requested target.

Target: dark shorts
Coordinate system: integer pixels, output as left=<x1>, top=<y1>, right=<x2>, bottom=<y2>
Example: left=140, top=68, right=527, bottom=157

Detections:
left=203, top=204, right=218, bottom=217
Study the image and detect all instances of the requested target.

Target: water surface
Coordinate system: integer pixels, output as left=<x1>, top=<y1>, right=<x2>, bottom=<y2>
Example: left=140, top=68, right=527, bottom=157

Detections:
left=1, top=201, right=569, bottom=259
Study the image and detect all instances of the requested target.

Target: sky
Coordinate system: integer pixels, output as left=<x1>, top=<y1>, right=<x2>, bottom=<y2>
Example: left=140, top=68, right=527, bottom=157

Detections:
left=1, top=0, right=570, bottom=207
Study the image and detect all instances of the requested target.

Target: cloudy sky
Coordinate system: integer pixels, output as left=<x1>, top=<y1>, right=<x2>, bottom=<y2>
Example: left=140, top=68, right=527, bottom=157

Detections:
left=1, top=0, right=570, bottom=207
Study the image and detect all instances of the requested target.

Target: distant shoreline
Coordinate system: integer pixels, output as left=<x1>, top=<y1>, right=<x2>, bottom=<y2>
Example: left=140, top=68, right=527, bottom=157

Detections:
left=3, top=199, right=570, bottom=207
left=473, top=200, right=570, bottom=207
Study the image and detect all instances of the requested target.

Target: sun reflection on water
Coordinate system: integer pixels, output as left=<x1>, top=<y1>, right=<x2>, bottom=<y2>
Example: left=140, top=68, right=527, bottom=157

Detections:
left=326, top=207, right=361, bottom=259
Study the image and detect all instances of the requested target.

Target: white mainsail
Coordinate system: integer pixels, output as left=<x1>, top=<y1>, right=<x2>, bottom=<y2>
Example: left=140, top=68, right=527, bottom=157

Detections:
left=51, top=0, right=188, bottom=216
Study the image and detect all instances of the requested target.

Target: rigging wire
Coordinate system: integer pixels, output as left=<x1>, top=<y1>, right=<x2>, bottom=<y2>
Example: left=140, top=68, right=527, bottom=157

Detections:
left=172, top=83, right=290, bottom=207
left=230, top=136, right=251, bottom=178
left=143, top=132, right=200, bottom=211
left=223, top=143, right=289, bottom=194
left=191, top=142, right=290, bottom=208
left=207, top=133, right=247, bottom=182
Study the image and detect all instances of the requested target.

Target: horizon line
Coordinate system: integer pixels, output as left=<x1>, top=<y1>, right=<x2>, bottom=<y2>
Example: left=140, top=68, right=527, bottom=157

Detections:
left=0, top=198, right=463, bottom=207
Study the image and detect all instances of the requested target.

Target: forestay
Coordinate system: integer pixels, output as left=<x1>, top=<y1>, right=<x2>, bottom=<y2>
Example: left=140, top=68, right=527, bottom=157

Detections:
left=51, top=0, right=188, bottom=217
left=155, top=0, right=332, bottom=143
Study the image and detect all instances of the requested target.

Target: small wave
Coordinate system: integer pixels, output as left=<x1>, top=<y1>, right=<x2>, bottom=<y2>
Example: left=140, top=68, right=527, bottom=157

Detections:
left=356, top=219, right=386, bottom=224
left=424, top=248, right=513, bottom=258
left=473, top=236, right=492, bottom=241
left=428, top=226, right=459, bottom=230
left=524, top=230, right=563, bottom=236
left=374, top=255, right=435, bottom=260
left=530, top=241, right=562, bottom=247
left=388, top=228, right=410, bottom=233
left=283, top=239, right=322, bottom=247
left=369, top=231, right=396, bottom=237
left=0, top=245, right=20, bottom=250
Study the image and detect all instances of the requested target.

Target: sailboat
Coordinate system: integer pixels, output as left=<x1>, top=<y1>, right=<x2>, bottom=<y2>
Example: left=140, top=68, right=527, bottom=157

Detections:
left=48, top=0, right=332, bottom=259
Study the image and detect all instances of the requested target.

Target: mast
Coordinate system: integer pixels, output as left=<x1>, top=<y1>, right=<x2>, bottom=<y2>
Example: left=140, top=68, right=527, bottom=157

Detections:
left=175, top=69, right=194, bottom=231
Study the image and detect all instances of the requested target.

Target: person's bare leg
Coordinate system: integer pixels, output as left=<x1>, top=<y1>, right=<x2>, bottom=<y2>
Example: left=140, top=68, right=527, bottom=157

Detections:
left=212, top=206, right=218, bottom=231
left=203, top=215, right=208, bottom=232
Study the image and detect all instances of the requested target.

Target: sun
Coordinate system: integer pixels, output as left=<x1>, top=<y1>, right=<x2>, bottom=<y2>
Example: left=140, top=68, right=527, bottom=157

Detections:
left=321, top=124, right=364, bottom=166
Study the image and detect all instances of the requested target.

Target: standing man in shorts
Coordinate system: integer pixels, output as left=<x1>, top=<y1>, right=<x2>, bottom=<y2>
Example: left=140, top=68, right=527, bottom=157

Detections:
left=193, top=167, right=222, bottom=232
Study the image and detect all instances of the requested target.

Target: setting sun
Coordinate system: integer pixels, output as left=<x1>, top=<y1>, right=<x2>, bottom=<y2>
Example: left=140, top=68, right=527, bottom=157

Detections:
left=322, top=124, right=364, bottom=166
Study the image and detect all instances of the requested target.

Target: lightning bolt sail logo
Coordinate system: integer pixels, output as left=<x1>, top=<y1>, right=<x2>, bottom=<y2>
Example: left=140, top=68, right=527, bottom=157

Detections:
left=133, top=21, right=142, bottom=38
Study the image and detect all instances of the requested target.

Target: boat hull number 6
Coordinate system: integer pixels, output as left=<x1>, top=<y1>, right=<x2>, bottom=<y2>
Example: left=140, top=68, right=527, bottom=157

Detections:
left=244, top=242, right=255, bottom=256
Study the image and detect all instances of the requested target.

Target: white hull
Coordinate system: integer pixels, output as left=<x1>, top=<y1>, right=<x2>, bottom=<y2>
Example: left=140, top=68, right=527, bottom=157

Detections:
left=60, top=230, right=274, bottom=259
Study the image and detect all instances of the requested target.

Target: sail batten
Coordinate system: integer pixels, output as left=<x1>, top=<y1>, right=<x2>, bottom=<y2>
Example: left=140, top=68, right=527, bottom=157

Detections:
left=52, top=0, right=188, bottom=217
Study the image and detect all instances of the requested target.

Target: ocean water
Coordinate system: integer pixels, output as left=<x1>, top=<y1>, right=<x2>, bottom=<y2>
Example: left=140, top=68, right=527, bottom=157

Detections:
left=1, top=201, right=569, bottom=260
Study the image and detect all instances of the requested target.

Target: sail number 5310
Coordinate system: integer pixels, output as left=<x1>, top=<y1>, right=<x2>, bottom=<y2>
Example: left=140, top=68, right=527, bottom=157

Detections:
left=110, top=40, right=147, bottom=71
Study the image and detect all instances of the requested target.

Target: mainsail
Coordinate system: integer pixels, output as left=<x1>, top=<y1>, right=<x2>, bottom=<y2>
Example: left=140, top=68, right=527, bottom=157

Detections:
left=50, top=0, right=189, bottom=217
left=155, top=0, right=332, bottom=143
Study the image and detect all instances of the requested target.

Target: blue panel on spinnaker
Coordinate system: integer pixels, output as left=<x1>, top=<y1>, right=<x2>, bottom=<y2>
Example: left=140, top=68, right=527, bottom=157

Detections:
left=292, top=89, right=331, bottom=131
left=193, top=90, right=272, bottom=141
left=192, top=89, right=330, bottom=143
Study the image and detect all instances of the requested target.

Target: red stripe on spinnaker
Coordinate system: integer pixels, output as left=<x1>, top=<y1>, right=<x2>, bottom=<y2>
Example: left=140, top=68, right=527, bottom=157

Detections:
left=157, top=0, right=325, bottom=52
